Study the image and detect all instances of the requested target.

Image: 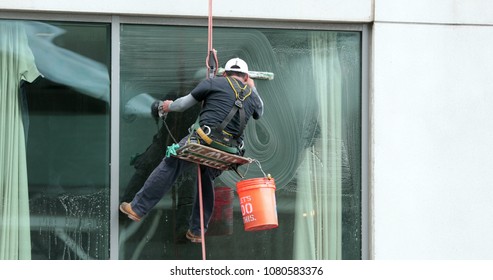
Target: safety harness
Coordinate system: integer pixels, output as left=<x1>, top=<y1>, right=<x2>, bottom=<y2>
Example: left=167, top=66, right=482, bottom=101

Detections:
left=192, top=76, right=252, bottom=154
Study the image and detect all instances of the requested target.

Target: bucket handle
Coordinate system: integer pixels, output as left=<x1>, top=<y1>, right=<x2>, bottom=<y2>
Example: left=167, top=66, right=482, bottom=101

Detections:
left=242, top=159, right=270, bottom=179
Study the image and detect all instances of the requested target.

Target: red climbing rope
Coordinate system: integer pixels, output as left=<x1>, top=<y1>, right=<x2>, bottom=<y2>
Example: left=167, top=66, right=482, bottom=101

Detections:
left=208, top=0, right=213, bottom=53
left=197, top=0, right=216, bottom=261
left=206, top=0, right=218, bottom=79
left=197, top=164, right=206, bottom=260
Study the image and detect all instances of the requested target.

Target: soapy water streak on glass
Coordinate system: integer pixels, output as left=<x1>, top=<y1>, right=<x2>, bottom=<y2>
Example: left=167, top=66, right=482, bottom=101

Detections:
left=29, top=190, right=110, bottom=260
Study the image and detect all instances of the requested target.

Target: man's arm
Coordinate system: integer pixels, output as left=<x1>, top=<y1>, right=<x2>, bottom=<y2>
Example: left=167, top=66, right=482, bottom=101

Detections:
left=246, top=76, right=264, bottom=119
left=162, top=93, right=199, bottom=113
left=252, top=87, right=264, bottom=119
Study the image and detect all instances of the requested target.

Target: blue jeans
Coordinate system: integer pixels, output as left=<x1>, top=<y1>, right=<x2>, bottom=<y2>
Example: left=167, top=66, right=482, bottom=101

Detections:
left=130, top=135, right=222, bottom=235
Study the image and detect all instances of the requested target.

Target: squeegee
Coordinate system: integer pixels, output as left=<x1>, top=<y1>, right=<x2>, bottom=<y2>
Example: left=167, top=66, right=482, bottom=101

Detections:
left=217, top=67, right=275, bottom=80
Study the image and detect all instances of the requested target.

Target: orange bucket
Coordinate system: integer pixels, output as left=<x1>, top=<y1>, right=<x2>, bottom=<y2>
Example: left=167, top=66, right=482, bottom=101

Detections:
left=236, top=177, right=278, bottom=231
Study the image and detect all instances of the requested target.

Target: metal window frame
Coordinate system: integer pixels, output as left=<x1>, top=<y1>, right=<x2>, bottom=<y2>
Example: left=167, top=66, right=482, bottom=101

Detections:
left=0, top=11, right=370, bottom=260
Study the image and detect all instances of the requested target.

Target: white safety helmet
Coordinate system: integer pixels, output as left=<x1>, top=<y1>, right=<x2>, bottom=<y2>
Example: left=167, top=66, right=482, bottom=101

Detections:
left=224, top=57, right=249, bottom=74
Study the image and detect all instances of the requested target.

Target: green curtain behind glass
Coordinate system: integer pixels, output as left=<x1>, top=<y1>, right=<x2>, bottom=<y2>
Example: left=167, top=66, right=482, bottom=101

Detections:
left=0, top=20, right=41, bottom=260
left=294, top=33, right=343, bottom=259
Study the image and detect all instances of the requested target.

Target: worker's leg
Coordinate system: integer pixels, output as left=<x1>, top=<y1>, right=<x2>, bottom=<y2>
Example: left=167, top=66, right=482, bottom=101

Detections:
left=130, top=156, right=193, bottom=217
left=130, top=137, right=194, bottom=217
left=189, top=166, right=222, bottom=235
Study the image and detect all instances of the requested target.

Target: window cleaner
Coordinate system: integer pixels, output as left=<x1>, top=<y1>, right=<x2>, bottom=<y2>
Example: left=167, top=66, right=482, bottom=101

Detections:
left=157, top=0, right=277, bottom=260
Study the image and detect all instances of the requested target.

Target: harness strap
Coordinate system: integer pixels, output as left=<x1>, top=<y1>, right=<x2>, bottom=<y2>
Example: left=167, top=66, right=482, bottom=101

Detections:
left=215, top=77, right=252, bottom=138
left=191, top=77, right=250, bottom=155
left=216, top=104, right=239, bottom=135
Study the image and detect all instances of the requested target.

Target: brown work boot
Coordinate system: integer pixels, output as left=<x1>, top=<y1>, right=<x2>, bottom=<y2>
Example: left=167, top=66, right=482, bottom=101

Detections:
left=186, top=230, right=202, bottom=243
left=119, top=202, right=141, bottom=222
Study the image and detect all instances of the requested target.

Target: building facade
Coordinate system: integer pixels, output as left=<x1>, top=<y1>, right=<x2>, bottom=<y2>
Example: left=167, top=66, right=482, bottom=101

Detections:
left=1, top=0, right=492, bottom=260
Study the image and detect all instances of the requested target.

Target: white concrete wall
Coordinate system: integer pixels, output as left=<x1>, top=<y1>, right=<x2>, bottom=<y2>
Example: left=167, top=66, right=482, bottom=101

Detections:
left=375, top=0, right=493, bottom=25
left=373, top=0, right=493, bottom=259
left=0, top=0, right=373, bottom=22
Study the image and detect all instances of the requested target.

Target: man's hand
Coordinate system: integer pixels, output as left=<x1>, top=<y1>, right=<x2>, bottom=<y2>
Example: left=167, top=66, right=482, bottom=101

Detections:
left=162, top=100, right=174, bottom=113
left=246, top=76, right=255, bottom=88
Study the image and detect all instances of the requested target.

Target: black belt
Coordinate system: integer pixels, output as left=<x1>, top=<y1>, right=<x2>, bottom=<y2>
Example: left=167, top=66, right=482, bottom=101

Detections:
left=193, top=124, right=239, bottom=154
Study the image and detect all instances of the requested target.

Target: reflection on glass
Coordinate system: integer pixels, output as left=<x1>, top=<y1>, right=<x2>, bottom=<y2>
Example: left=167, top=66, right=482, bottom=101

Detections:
left=0, top=19, right=111, bottom=260
left=119, top=25, right=361, bottom=260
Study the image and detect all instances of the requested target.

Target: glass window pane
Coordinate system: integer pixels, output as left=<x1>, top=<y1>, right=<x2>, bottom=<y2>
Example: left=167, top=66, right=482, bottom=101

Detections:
left=119, top=24, right=361, bottom=260
left=0, top=19, right=111, bottom=260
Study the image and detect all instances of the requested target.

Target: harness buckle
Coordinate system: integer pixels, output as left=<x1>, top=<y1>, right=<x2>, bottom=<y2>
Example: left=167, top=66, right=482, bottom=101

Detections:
left=234, top=100, right=243, bottom=108
left=202, top=125, right=211, bottom=136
